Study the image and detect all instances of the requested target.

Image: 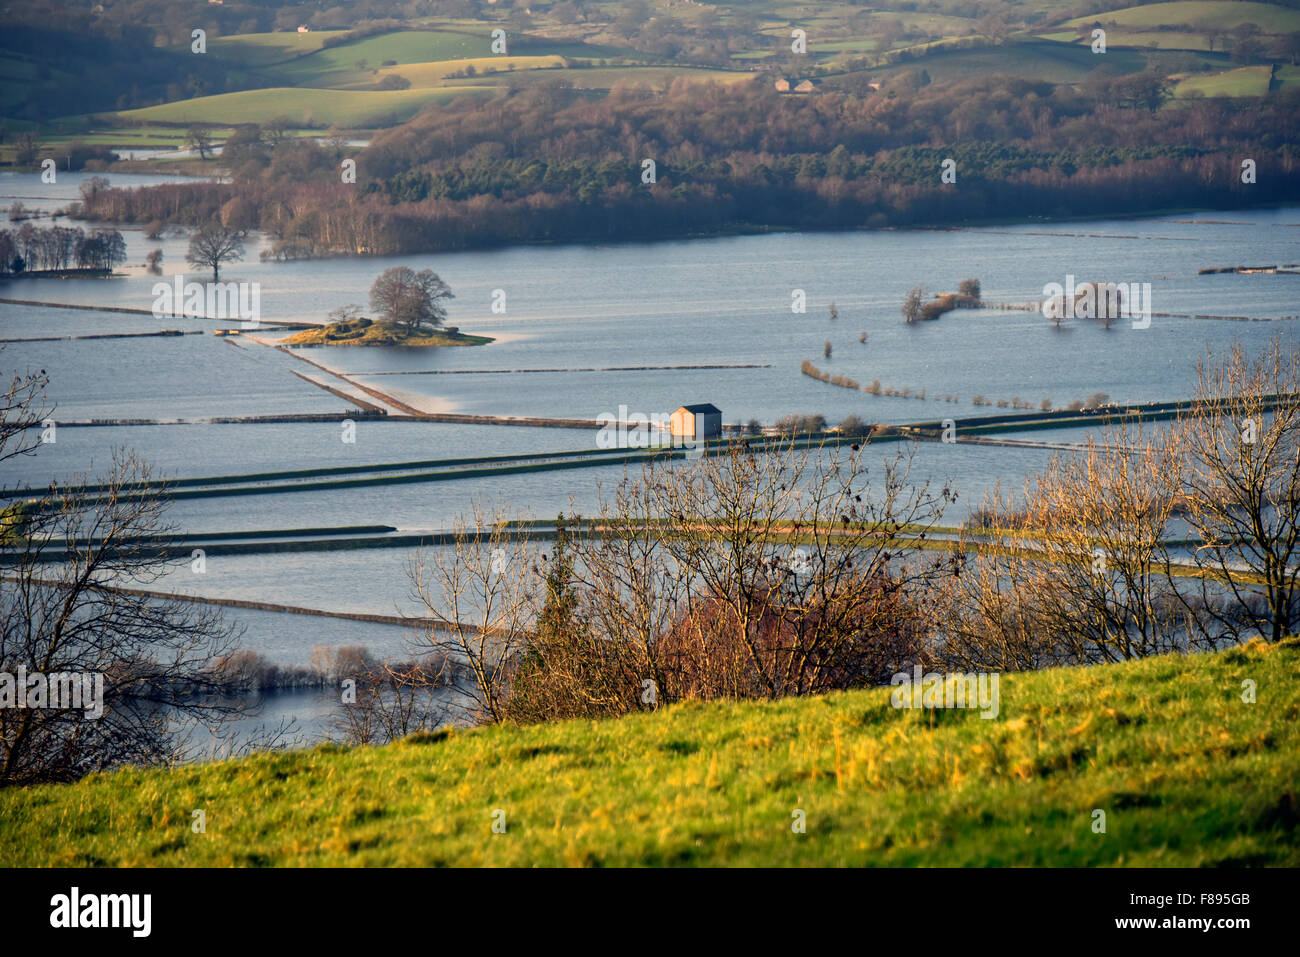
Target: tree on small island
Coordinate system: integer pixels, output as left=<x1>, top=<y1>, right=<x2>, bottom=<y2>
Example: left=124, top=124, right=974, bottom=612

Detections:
left=370, top=266, right=454, bottom=331
left=186, top=222, right=245, bottom=281
left=328, top=304, right=364, bottom=325
left=902, top=285, right=926, bottom=323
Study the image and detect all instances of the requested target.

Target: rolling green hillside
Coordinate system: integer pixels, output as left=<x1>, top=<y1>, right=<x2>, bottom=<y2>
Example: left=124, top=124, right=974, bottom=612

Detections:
left=1174, top=64, right=1275, bottom=95
left=1067, top=1, right=1300, bottom=32
left=883, top=39, right=1155, bottom=83
left=205, top=30, right=346, bottom=66
left=2, top=639, right=1296, bottom=867
left=111, top=86, right=493, bottom=128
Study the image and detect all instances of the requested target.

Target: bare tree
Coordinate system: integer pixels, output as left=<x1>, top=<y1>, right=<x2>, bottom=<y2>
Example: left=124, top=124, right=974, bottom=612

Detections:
left=407, top=501, right=540, bottom=724
left=186, top=222, right=245, bottom=281
left=0, top=356, right=251, bottom=786
left=875, top=18, right=905, bottom=53
left=0, top=352, right=51, bottom=469
left=934, top=422, right=1221, bottom=671
left=508, top=438, right=951, bottom=721
left=2, top=437, right=238, bottom=788
left=78, top=176, right=110, bottom=205
left=901, top=285, right=926, bottom=323
left=332, top=661, right=446, bottom=746
left=1179, top=338, right=1300, bottom=642
left=185, top=126, right=214, bottom=160
left=369, top=266, right=454, bottom=331
left=639, top=437, right=950, bottom=699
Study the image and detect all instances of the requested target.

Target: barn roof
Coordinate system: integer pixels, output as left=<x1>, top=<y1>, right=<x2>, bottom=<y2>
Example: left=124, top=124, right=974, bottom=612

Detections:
left=677, top=403, right=721, bottom=414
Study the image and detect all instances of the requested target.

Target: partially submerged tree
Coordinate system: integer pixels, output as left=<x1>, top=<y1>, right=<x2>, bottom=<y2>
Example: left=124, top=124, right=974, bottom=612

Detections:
left=901, top=285, right=926, bottom=323
left=369, top=266, right=454, bottom=331
left=186, top=222, right=245, bottom=281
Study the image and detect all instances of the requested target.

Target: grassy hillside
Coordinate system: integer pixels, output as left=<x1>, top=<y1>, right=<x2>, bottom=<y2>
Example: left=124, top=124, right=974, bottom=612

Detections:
left=889, top=39, right=1154, bottom=83
left=1174, top=64, right=1274, bottom=96
left=2, top=639, right=1297, bottom=867
left=1067, top=1, right=1300, bottom=32
left=364, top=55, right=572, bottom=88
left=266, top=30, right=491, bottom=85
left=112, top=86, right=493, bottom=128
left=262, top=29, right=632, bottom=87
left=206, top=31, right=346, bottom=67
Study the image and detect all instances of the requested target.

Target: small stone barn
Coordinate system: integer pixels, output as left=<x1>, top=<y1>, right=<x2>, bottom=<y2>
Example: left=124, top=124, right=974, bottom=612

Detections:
left=670, top=403, right=722, bottom=440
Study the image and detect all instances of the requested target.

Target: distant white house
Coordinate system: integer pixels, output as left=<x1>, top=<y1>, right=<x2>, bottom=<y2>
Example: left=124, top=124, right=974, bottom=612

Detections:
left=670, top=403, right=722, bottom=440
left=297, top=25, right=311, bottom=33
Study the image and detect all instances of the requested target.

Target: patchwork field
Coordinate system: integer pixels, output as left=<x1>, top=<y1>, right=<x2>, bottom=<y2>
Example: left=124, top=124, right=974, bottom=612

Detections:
left=12, top=2, right=1295, bottom=159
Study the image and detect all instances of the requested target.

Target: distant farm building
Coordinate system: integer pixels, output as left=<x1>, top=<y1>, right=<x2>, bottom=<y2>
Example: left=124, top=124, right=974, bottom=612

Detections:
left=297, top=25, right=311, bottom=32
left=794, top=80, right=815, bottom=93
left=670, top=403, right=722, bottom=440
left=774, top=79, right=791, bottom=92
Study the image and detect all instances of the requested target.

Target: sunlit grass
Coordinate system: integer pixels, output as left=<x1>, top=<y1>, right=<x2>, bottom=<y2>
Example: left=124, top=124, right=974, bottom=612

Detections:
left=110, top=86, right=493, bottom=128
left=2, top=639, right=1296, bottom=866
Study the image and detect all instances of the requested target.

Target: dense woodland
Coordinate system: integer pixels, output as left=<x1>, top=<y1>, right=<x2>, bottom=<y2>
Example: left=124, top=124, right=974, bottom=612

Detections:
left=72, top=76, right=1300, bottom=256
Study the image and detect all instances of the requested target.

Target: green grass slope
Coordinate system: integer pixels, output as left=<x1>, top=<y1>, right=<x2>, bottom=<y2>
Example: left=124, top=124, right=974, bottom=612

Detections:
left=897, top=39, right=1153, bottom=83
left=266, top=30, right=491, bottom=86
left=1174, top=65, right=1274, bottom=96
left=1066, top=1, right=1300, bottom=32
left=2, top=640, right=1297, bottom=867
left=110, top=86, right=492, bottom=127
left=204, top=31, right=346, bottom=66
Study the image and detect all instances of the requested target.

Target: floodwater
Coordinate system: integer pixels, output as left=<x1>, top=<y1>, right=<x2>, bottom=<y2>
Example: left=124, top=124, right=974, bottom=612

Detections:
left=3, top=169, right=1297, bottom=742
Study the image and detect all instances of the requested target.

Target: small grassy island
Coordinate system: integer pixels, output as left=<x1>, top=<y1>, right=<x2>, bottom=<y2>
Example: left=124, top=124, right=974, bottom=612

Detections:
left=286, top=266, right=490, bottom=347
left=283, top=316, right=492, bottom=347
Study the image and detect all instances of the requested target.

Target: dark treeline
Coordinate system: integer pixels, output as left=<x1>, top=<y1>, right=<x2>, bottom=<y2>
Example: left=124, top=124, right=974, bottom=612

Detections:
left=73, top=76, right=1300, bottom=257
left=0, top=224, right=126, bottom=274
